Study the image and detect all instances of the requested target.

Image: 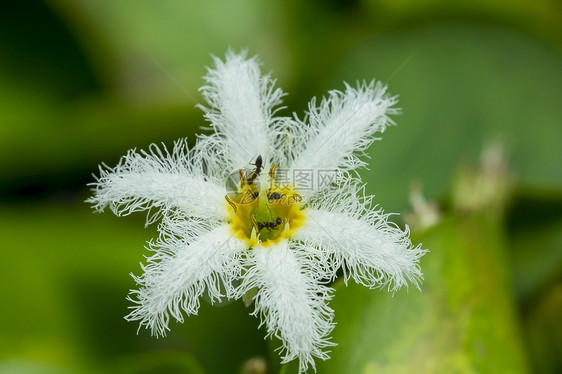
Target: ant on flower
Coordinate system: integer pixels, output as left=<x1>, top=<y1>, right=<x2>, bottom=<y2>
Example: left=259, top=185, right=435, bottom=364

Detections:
left=247, top=155, right=262, bottom=185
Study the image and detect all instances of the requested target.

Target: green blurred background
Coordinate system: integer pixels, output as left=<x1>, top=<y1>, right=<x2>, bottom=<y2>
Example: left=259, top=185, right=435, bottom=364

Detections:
left=1, top=0, right=561, bottom=373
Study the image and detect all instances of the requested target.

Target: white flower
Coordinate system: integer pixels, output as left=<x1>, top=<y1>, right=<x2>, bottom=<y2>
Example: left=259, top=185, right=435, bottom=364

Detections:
left=87, top=50, right=427, bottom=373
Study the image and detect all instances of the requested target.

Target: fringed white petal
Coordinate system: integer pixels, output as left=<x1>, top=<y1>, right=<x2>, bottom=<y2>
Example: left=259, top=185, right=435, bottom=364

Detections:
left=87, top=139, right=227, bottom=224
left=238, top=241, right=335, bottom=373
left=198, top=49, right=286, bottom=170
left=125, top=223, right=245, bottom=336
left=295, top=180, right=427, bottom=292
left=288, top=81, right=398, bottom=191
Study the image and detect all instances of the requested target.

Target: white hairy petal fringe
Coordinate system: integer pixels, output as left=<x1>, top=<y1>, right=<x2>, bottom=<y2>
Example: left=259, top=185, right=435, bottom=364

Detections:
left=296, top=179, right=427, bottom=292
left=288, top=81, right=398, bottom=190
left=87, top=139, right=227, bottom=224
left=238, top=241, right=335, bottom=373
left=125, top=224, right=245, bottom=336
left=198, top=49, right=286, bottom=170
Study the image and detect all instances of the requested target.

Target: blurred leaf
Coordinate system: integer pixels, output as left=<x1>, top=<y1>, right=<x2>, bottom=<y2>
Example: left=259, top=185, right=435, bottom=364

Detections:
left=511, top=218, right=562, bottom=302
left=363, top=0, right=562, bottom=46
left=0, top=1, right=102, bottom=99
left=0, top=95, right=201, bottom=191
left=108, top=351, right=206, bottom=374
left=0, top=204, right=268, bottom=373
left=305, top=215, right=529, bottom=373
left=0, top=360, right=75, bottom=374
left=164, top=296, right=269, bottom=374
left=523, top=282, right=562, bottom=374
left=332, top=24, right=562, bottom=213
left=507, top=194, right=562, bottom=301
left=56, top=0, right=291, bottom=104
left=0, top=203, right=149, bottom=370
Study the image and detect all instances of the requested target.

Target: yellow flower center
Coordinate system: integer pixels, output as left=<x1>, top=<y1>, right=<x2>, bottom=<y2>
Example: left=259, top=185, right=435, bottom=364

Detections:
left=225, top=160, right=305, bottom=247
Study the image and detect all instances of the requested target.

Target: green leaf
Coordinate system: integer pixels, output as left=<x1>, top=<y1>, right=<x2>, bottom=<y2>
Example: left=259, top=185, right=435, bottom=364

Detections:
left=508, top=195, right=562, bottom=302
left=0, top=204, right=268, bottom=373
left=0, top=360, right=76, bottom=374
left=312, top=215, right=529, bottom=373
left=511, top=219, right=562, bottom=301
left=57, top=0, right=291, bottom=103
left=108, top=351, right=206, bottom=374
left=332, top=24, right=562, bottom=213
left=523, top=282, right=562, bottom=374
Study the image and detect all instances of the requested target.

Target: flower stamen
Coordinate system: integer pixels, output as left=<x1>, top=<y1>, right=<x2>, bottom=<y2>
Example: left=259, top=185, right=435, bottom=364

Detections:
left=226, top=157, right=305, bottom=247
left=224, top=194, right=238, bottom=212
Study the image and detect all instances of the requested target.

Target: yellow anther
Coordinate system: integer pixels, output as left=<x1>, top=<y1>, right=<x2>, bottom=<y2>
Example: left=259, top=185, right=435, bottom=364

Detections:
left=239, top=169, right=247, bottom=187
left=224, top=195, right=237, bottom=212
left=269, top=163, right=277, bottom=190
left=269, top=163, right=277, bottom=178
left=251, top=214, right=260, bottom=234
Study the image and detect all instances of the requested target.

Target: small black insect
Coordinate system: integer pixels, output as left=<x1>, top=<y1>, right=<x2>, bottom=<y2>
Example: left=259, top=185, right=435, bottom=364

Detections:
left=247, top=155, right=263, bottom=185
left=267, top=191, right=285, bottom=202
left=240, top=190, right=260, bottom=204
left=256, top=217, right=283, bottom=232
